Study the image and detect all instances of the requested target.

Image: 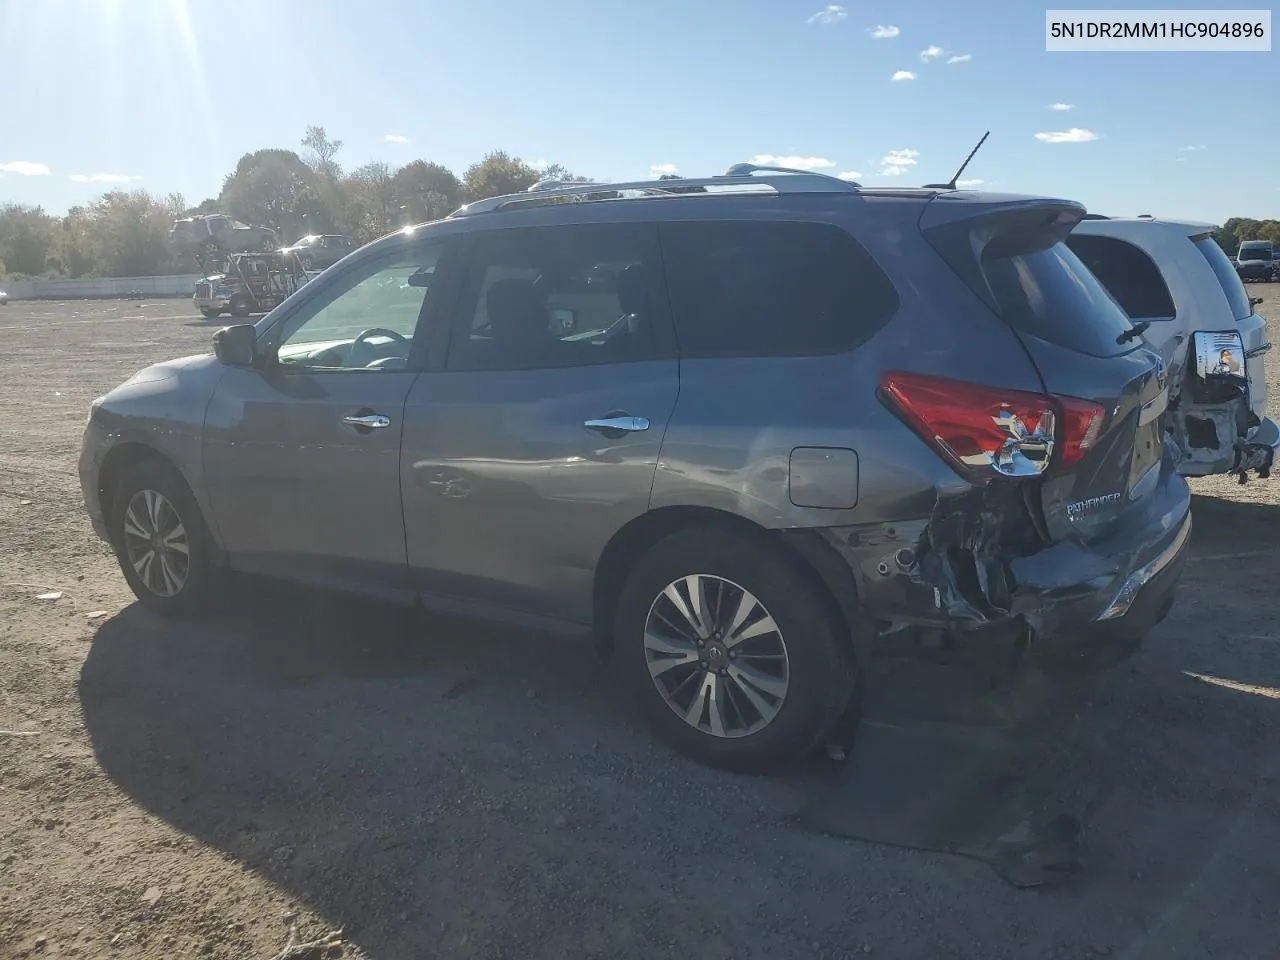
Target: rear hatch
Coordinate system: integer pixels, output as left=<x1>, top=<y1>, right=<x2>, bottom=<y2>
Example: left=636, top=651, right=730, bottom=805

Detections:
left=920, top=196, right=1169, bottom=545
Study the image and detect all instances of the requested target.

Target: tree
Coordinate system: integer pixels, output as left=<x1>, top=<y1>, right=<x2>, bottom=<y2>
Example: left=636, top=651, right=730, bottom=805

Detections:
left=88, top=191, right=176, bottom=277
left=540, top=163, right=592, bottom=184
left=462, top=151, right=541, bottom=201
left=391, top=161, right=462, bottom=224
left=219, top=149, right=325, bottom=241
left=0, top=204, right=58, bottom=277
left=301, top=125, right=344, bottom=179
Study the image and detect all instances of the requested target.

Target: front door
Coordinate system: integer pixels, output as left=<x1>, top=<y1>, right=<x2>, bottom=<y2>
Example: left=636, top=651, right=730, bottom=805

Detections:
left=203, top=235, right=453, bottom=592
left=401, top=222, right=680, bottom=625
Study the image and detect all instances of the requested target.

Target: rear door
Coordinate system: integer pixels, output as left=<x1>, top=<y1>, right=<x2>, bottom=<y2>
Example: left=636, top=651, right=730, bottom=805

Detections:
left=922, top=199, right=1169, bottom=544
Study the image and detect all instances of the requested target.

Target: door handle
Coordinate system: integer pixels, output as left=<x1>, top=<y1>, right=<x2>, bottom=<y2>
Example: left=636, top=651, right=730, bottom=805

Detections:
left=584, top=416, right=650, bottom=433
left=342, top=414, right=391, bottom=429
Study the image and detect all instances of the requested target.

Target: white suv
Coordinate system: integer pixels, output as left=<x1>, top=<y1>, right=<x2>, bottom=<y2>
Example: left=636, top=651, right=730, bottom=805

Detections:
left=1069, top=217, right=1277, bottom=480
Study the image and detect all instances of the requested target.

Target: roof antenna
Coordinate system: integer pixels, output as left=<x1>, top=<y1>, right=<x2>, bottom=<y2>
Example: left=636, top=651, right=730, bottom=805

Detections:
left=924, top=130, right=990, bottom=190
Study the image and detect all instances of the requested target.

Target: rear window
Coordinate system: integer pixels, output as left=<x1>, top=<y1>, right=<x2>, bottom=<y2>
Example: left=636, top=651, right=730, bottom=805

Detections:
left=1238, top=242, right=1273, bottom=263
left=982, top=243, right=1135, bottom=358
left=1194, top=237, right=1253, bottom=321
left=659, top=220, right=899, bottom=358
left=1066, top=234, right=1176, bottom=320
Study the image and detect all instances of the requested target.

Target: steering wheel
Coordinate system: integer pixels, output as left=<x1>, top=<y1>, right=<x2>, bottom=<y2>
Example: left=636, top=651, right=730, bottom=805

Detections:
left=351, top=327, right=411, bottom=365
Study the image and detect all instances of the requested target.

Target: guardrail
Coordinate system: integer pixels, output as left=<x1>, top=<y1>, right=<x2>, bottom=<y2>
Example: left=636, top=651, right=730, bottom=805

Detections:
left=2, top=275, right=201, bottom=300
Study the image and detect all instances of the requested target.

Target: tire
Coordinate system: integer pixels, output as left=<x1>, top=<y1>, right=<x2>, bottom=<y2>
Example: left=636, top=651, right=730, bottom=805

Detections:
left=228, top=294, right=251, bottom=318
left=613, top=527, right=858, bottom=773
left=199, top=308, right=220, bottom=319
left=108, top=459, right=217, bottom=617
left=260, top=236, right=278, bottom=252
left=300, top=255, right=314, bottom=270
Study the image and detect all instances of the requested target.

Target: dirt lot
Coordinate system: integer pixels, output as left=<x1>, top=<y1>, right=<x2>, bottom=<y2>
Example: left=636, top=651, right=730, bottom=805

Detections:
left=3, top=291, right=1280, bottom=960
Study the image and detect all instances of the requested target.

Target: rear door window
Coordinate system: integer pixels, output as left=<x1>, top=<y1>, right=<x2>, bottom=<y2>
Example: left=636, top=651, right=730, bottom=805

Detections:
left=658, top=220, right=898, bottom=358
left=1194, top=236, right=1253, bottom=321
left=982, top=243, right=1135, bottom=358
left=1066, top=234, right=1175, bottom=319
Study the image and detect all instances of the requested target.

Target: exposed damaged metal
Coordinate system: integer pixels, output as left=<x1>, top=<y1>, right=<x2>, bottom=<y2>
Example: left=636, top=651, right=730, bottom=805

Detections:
left=1169, top=331, right=1275, bottom=483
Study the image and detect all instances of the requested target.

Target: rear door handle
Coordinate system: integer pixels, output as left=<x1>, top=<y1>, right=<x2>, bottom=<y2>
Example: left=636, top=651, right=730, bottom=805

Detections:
left=584, top=416, right=650, bottom=433
left=342, top=414, right=391, bottom=429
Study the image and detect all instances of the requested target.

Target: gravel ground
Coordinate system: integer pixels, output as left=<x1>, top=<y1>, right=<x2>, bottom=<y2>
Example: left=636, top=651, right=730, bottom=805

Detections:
left=2, top=292, right=1280, bottom=960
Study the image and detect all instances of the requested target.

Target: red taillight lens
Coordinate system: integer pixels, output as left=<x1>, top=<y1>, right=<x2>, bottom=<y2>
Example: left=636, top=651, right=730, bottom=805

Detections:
left=1055, top=395, right=1106, bottom=465
left=879, top=371, right=1104, bottom=479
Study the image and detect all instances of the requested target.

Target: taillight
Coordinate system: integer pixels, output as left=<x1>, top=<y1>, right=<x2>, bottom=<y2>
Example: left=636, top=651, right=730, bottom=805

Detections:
left=879, top=372, right=1104, bottom=480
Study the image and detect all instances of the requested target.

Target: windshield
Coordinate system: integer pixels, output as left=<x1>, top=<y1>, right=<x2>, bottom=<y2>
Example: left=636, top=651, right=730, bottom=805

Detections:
left=1237, top=243, right=1273, bottom=263
left=1194, top=237, right=1253, bottom=321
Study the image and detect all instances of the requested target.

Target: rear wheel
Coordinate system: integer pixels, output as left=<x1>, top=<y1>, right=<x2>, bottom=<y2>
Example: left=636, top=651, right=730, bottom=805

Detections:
left=199, top=307, right=220, bottom=319
left=613, top=528, right=858, bottom=772
left=108, top=460, right=216, bottom=617
left=228, top=293, right=252, bottom=318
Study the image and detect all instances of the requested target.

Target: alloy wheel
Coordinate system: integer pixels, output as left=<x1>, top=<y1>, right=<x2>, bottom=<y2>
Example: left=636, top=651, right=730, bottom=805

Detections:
left=121, top=489, right=190, bottom=598
left=643, top=574, right=790, bottom=739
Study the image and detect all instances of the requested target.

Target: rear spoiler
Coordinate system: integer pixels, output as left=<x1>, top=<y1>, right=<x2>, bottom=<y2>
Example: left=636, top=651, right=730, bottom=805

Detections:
left=918, top=196, right=1086, bottom=314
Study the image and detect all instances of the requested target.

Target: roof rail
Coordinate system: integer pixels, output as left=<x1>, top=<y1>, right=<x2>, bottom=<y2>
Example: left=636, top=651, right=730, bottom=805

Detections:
left=449, top=164, right=859, bottom=217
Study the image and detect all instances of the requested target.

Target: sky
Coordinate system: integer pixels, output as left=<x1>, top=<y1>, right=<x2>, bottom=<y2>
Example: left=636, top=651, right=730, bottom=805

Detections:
left=0, top=0, right=1276, bottom=223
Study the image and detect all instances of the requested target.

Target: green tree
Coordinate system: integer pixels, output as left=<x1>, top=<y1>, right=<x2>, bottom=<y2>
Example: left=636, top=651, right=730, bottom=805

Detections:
left=462, top=151, right=541, bottom=201
left=391, top=160, right=462, bottom=223
left=88, top=191, right=176, bottom=277
left=301, top=125, right=344, bottom=179
left=0, top=204, right=58, bottom=278
left=219, top=149, right=325, bottom=240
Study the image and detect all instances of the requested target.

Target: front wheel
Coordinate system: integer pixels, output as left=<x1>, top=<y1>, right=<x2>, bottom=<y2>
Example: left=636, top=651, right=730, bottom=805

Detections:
left=613, top=528, right=858, bottom=772
left=199, top=307, right=220, bottom=318
left=108, top=460, right=217, bottom=617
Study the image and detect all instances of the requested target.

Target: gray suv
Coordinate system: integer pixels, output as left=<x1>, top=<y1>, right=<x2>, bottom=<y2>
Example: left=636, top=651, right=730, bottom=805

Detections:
left=79, top=166, right=1191, bottom=771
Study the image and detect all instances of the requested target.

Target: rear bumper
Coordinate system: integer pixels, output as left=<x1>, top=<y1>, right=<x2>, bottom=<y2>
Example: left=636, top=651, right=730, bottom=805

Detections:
left=816, top=458, right=1193, bottom=641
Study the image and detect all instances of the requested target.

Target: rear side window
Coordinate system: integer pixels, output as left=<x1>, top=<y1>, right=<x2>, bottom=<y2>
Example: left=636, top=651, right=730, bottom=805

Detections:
left=1194, top=236, right=1252, bottom=321
left=659, top=220, right=898, bottom=358
left=982, top=243, right=1135, bottom=358
left=1066, top=234, right=1175, bottom=319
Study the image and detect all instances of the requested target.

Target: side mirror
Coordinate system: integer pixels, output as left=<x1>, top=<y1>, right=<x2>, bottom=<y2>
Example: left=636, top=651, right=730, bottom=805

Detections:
left=213, top=324, right=258, bottom=366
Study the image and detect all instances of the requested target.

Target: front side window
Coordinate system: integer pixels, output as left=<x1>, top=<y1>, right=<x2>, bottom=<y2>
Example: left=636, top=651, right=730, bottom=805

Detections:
left=1066, top=234, right=1176, bottom=319
left=276, top=241, right=444, bottom=371
left=446, top=223, right=669, bottom=371
left=658, top=220, right=899, bottom=358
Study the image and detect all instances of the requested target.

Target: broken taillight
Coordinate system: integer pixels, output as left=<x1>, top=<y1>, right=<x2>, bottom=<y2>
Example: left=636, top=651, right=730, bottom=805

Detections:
left=879, top=372, right=1104, bottom=480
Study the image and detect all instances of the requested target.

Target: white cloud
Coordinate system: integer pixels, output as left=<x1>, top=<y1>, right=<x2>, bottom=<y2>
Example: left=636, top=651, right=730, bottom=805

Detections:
left=1176, top=157, right=1187, bottom=162
left=69, top=173, right=142, bottom=183
left=919, top=45, right=944, bottom=61
left=879, top=148, right=920, bottom=176
left=869, top=25, right=900, bottom=39
left=807, top=4, right=847, bottom=24
left=1034, top=128, right=1098, bottom=143
left=0, top=160, right=51, bottom=176
left=1178, top=144, right=1206, bottom=152
left=383, top=134, right=409, bottom=143
left=531, top=158, right=550, bottom=172
left=650, top=163, right=679, bottom=177
left=1051, top=102, right=1075, bottom=111
left=748, top=154, right=835, bottom=170
left=892, top=70, right=916, bottom=81
left=837, top=171, right=863, bottom=181
left=947, top=53, right=972, bottom=63
left=956, top=179, right=985, bottom=187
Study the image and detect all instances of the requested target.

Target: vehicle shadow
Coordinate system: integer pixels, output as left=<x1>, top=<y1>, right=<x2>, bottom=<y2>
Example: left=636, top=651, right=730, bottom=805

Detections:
left=77, top=512, right=1280, bottom=957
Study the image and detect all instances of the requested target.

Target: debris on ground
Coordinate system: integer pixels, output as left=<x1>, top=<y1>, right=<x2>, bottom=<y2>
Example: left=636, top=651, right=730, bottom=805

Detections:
left=270, top=924, right=346, bottom=960
left=35, top=592, right=63, bottom=601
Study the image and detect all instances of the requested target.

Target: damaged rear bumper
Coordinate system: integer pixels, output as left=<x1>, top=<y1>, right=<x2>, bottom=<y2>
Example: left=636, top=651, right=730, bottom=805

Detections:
left=817, top=464, right=1192, bottom=640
